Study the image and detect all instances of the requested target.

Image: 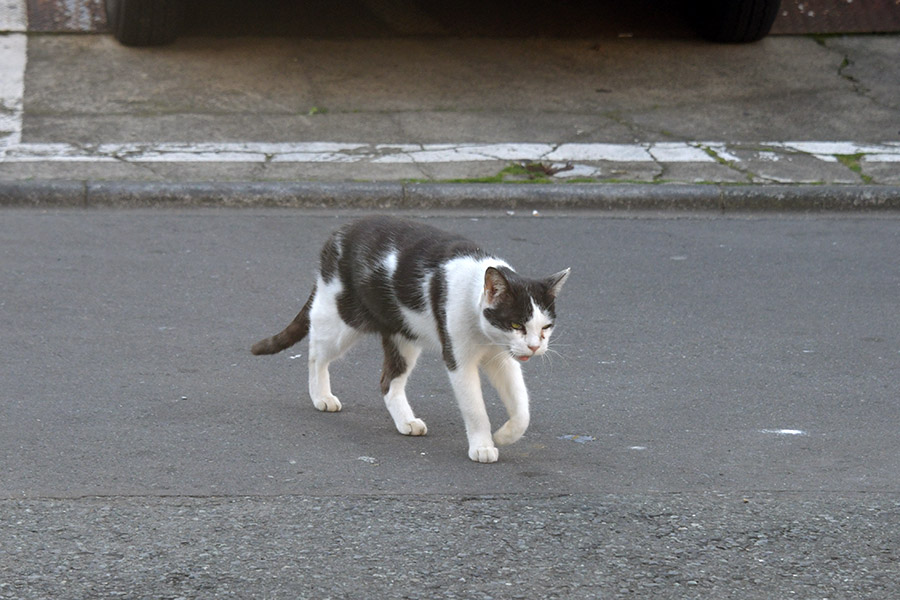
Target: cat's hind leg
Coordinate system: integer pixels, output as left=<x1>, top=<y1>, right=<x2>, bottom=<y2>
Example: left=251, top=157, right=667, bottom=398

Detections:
left=483, top=354, right=530, bottom=446
left=306, top=282, right=361, bottom=412
left=380, top=334, right=427, bottom=436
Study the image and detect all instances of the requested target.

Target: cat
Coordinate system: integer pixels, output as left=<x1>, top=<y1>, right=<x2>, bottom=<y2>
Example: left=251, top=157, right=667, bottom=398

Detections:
left=251, top=216, right=569, bottom=463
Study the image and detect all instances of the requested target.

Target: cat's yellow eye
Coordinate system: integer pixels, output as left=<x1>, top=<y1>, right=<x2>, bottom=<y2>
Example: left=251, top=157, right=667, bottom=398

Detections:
left=510, top=322, right=523, bottom=330
left=542, top=324, right=553, bottom=330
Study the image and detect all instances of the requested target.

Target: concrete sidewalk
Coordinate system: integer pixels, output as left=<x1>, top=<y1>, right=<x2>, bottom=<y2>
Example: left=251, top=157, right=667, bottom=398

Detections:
left=1, top=2, right=900, bottom=209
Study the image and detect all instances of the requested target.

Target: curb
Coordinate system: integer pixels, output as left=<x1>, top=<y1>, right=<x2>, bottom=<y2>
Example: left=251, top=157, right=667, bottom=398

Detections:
left=1, top=180, right=899, bottom=211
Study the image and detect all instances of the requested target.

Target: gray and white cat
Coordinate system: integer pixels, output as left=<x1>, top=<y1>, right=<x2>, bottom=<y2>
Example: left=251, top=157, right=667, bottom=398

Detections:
left=252, top=216, right=569, bottom=463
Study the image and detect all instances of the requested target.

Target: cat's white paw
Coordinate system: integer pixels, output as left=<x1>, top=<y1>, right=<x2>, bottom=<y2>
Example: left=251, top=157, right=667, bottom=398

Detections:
left=493, top=420, right=526, bottom=446
left=399, top=418, right=427, bottom=436
left=468, top=445, right=499, bottom=463
left=312, top=394, right=342, bottom=412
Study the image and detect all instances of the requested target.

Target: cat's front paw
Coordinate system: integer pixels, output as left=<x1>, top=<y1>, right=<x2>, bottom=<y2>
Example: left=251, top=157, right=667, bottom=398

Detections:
left=312, top=394, right=342, bottom=412
left=399, top=418, right=427, bottom=436
left=468, top=445, right=499, bottom=463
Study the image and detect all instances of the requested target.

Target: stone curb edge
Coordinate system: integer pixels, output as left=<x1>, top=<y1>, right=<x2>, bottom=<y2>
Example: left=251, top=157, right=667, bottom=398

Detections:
left=2, top=180, right=899, bottom=211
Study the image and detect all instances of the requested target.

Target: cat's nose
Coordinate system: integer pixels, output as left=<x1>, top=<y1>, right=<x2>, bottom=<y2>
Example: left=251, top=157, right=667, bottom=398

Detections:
left=527, top=344, right=540, bottom=353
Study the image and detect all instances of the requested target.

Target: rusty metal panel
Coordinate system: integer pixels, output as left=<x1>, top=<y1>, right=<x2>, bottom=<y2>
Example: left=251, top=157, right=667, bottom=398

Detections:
left=26, top=0, right=106, bottom=32
left=773, top=0, right=900, bottom=33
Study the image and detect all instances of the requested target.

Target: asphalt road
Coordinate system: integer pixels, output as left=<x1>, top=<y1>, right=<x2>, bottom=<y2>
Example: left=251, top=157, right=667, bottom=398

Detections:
left=2, top=209, right=899, bottom=598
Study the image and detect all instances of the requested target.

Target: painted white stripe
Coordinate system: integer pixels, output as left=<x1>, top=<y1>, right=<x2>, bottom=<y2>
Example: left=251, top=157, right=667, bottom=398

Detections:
left=770, top=142, right=900, bottom=163
left=370, top=143, right=556, bottom=163
left=0, top=0, right=27, bottom=32
left=648, top=142, right=713, bottom=163
left=1, top=0, right=27, bottom=148
left=0, top=33, right=26, bottom=148
left=546, top=143, right=653, bottom=162
left=863, top=153, right=900, bottom=163
left=701, top=143, right=741, bottom=163
left=3, top=140, right=900, bottom=164
left=760, top=429, right=808, bottom=436
left=782, top=142, right=899, bottom=155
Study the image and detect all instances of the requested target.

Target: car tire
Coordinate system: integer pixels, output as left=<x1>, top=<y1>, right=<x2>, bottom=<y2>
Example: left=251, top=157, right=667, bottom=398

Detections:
left=105, top=0, right=185, bottom=46
left=691, top=0, right=781, bottom=43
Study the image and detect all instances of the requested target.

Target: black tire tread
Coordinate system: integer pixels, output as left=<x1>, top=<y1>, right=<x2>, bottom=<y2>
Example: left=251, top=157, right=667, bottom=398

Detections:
left=106, top=0, right=184, bottom=46
left=695, top=0, right=781, bottom=43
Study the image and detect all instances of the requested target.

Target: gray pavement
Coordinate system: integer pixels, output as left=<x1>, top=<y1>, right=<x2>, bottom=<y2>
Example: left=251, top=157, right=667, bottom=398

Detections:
left=2, top=210, right=899, bottom=597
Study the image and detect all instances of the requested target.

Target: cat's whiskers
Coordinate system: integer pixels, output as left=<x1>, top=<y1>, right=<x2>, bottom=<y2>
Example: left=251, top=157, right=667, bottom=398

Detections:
left=543, top=348, right=565, bottom=370
left=481, top=347, right=516, bottom=370
left=545, top=346, right=565, bottom=358
left=544, top=329, right=571, bottom=358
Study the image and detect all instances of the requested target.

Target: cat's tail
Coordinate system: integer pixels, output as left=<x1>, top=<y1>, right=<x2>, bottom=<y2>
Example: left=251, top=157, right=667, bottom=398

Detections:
left=251, top=286, right=316, bottom=356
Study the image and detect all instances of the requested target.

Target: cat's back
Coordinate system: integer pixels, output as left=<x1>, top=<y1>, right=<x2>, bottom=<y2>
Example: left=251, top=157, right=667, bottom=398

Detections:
left=318, top=217, right=489, bottom=336
left=335, top=216, right=485, bottom=269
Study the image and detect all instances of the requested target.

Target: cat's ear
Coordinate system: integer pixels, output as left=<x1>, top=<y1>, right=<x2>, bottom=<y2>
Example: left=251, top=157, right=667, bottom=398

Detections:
left=546, top=268, right=571, bottom=298
left=484, top=267, right=509, bottom=305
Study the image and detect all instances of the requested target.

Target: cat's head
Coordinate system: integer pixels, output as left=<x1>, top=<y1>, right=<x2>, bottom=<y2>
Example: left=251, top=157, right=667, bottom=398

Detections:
left=480, top=266, right=570, bottom=362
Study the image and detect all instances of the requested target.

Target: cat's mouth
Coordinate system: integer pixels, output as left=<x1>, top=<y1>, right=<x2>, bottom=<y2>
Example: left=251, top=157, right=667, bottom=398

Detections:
left=516, top=354, right=532, bottom=362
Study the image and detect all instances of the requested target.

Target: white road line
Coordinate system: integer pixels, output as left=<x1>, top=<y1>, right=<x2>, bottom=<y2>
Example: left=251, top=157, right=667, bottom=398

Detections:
left=1, top=0, right=27, bottom=148
left=771, top=142, right=900, bottom=162
left=3, top=140, right=900, bottom=164
left=0, top=0, right=27, bottom=32
left=0, top=34, right=26, bottom=148
left=759, top=429, right=808, bottom=436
